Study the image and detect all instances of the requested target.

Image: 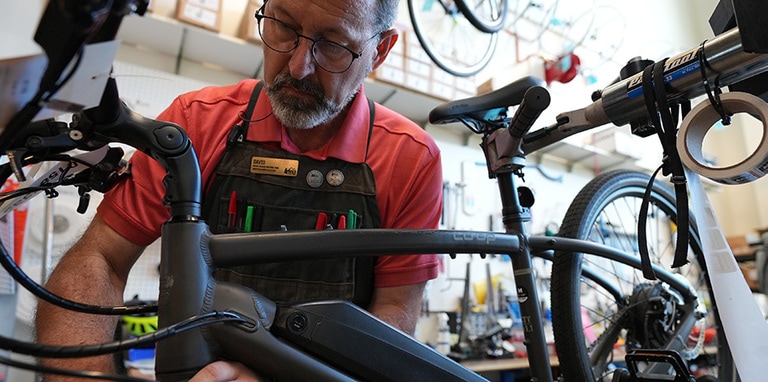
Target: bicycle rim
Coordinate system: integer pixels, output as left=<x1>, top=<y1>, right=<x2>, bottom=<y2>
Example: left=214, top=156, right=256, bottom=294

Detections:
left=455, top=0, right=508, bottom=34
left=407, top=0, right=498, bottom=77
left=550, top=169, right=726, bottom=381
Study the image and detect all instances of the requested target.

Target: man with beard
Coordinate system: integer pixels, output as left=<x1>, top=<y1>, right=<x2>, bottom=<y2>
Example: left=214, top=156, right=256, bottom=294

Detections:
left=35, top=0, right=443, bottom=380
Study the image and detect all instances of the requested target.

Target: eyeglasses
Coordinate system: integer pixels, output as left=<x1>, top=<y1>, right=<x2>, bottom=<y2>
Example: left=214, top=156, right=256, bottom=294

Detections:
left=255, top=6, right=377, bottom=73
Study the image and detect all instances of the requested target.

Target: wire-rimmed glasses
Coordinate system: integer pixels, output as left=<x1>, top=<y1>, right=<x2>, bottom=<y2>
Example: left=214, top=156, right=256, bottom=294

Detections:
left=255, top=6, right=378, bottom=73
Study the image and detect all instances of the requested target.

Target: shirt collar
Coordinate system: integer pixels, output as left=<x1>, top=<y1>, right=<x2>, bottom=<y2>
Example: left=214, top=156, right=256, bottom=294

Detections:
left=247, top=84, right=370, bottom=163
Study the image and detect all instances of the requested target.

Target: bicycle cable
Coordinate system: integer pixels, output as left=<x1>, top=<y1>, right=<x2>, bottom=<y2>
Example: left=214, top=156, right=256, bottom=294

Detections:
left=0, top=155, right=157, bottom=315
left=0, top=354, right=152, bottom=382
left=0, top=311, right=244, bottom=380
left=0, top=311, right=246, bottom=358
left=0, top=223, right=157, bottom=316
left=0, top=47, right=85, bottom=154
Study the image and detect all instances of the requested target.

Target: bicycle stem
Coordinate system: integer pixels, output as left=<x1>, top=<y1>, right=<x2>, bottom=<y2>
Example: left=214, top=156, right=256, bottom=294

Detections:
left=74, top=77, right=203, bottom=218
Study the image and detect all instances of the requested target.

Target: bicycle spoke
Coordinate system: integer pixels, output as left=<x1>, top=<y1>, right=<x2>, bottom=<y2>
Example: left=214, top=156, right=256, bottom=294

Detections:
left=552, top=170, right=718, bottom=381
left=408, top=0, right=497, bottom=76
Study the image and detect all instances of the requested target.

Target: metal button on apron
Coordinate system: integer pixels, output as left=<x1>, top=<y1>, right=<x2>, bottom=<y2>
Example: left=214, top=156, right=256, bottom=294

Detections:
left=306, top=169, right=324, bottom=188
left=326, top=169, right=345, bottom=186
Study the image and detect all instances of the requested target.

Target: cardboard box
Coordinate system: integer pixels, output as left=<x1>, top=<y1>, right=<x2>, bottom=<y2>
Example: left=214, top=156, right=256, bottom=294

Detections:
left=239, top=0, right=264, bottom=44
left=476, top=77, right=494, bottom=95
left=175, top=0, right=222, bottom=32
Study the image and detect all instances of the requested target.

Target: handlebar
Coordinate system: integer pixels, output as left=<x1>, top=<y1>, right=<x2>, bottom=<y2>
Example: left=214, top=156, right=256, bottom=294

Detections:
left=508, top=86, right=551, bottom=139
left=73, top=78, right=203, bottom=218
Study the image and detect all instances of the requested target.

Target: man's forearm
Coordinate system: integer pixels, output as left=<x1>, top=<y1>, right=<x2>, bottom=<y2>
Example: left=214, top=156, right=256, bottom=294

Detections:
left=368, top=282, right=426, bottom=335
left=35, top=253, right=125, bottom=380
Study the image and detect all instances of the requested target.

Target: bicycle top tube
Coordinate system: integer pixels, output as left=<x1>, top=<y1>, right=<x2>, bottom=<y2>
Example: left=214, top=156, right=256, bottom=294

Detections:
left=200, top=227, right=699, bottom=306
left=209, top=229, right=523, bottom=266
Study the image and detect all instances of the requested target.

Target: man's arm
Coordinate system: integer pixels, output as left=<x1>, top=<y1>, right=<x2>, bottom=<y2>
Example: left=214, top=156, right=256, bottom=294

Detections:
left=367, top=282, right=427, bottom=335
left=35, top=214, right=145, bottom=381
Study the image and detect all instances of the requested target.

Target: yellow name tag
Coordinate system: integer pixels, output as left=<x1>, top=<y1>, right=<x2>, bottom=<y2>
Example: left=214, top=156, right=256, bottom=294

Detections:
left=250, top=157, right=299, bottom=177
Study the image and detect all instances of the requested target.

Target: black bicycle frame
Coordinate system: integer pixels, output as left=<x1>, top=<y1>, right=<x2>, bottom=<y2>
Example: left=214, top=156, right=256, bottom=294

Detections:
left=147, top=121, right=702, bottom=381
left=5, top=2, right=768, bottom=380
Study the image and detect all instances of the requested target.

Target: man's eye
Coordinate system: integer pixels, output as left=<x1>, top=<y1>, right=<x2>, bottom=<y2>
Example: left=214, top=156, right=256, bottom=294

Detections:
left=275, top=24, right=296, bottom=40
left=318, top=42, right=348, bottom=59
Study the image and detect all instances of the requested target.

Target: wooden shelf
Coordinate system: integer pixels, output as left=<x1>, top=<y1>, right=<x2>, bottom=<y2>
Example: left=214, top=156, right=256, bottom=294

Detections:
left=461, top=355, right=559, bottom=372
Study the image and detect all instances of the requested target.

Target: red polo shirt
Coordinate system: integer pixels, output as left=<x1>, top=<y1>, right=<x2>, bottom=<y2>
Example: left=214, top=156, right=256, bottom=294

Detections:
left=98, top=79, right=442, bottom=287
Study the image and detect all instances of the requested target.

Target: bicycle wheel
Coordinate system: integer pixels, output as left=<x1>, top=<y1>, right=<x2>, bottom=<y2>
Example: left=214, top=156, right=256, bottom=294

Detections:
left=455, top=0, right=508, bottom=34
left=407, top=0, right=498, bottom=77
left=550, top=169, right=730, bottom=381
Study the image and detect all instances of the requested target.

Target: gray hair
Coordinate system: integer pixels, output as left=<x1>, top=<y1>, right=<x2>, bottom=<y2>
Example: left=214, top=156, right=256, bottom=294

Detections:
left=371, top=0, right=399, bottom=33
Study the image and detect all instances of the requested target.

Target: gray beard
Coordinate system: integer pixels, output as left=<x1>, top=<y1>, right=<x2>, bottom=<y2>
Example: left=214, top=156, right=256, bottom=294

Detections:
left=266, top=73, right=358, bottom=130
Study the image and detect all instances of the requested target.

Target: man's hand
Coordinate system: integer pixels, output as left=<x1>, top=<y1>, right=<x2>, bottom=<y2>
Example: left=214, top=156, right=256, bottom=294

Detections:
left=189, top=361, right=262, bottom=382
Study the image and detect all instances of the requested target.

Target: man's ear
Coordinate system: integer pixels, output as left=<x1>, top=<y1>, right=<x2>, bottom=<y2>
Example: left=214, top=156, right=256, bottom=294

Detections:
left=371, top=29, right=399, bottom=71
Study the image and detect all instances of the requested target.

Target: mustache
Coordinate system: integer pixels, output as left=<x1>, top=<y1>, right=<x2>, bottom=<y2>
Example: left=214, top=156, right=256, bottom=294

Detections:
left=270, top=73, right=325, bottom=104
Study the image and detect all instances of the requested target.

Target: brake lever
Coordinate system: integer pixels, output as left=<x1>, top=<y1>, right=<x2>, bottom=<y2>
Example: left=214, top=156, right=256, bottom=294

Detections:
left=61, top=146, right=128, bottom=192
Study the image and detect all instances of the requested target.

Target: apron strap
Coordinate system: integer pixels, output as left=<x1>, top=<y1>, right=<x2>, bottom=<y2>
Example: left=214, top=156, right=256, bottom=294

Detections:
left=227, top=81, right=264, bottom=146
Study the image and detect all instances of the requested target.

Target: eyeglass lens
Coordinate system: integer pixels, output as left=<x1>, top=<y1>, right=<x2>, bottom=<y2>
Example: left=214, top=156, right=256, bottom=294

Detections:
left=257, top=17, right=357, bottom=73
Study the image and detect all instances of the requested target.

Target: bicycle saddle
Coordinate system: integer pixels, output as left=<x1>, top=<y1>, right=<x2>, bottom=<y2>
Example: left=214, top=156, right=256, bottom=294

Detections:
left=429, top=76, right=545, bottom=125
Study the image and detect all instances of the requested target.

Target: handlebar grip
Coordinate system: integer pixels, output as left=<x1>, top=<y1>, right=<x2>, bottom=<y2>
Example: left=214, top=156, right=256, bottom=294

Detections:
left=509, top=86, right=550, bottom=138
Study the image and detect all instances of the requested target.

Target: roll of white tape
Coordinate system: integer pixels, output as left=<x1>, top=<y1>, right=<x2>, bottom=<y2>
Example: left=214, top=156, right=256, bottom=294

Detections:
left=677, top=91, right=768, bottom=185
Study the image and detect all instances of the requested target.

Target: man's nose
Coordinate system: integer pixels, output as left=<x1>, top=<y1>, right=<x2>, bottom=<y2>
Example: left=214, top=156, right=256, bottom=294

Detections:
left=288, top=37, right=316, bottom=79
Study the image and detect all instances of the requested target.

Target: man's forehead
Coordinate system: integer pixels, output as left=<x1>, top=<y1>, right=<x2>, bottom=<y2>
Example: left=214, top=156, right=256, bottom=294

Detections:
left=269, top=0, right=373, bottom=20
left=268, top=0, right=375, bottom=37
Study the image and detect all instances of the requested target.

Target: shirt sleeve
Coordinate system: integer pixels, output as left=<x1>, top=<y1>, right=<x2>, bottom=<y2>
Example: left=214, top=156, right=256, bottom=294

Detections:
left=370, top=114, right=443, bottom=288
